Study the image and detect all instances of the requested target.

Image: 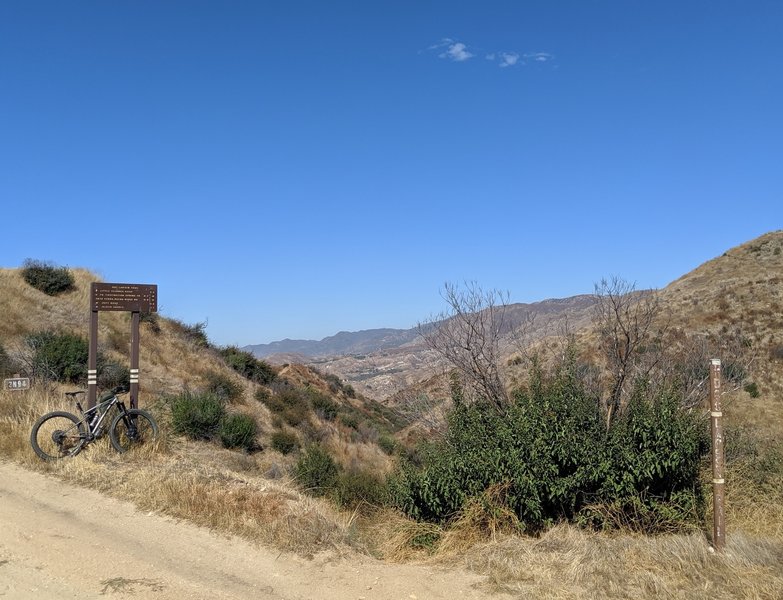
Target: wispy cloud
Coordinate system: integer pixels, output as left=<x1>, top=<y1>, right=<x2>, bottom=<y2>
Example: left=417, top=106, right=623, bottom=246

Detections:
left=428, top=40, right=554, bottom=69
left=524, top=52, right=554, bottom=63
left=498, top=52, right=520, bottom=68
left=429, top=38, right=475, bottom=62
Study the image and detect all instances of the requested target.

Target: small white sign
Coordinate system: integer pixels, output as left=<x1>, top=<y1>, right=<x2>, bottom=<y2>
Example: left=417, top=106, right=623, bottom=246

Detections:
left=4, top=377, right=30, bottom=391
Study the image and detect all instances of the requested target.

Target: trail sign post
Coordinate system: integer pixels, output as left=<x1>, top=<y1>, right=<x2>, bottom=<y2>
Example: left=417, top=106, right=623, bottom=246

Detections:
left=88, top=283, right=157, bottom=410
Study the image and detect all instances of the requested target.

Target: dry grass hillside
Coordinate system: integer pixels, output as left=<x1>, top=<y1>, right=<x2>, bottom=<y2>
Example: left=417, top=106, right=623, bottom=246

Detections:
left=2, top=249, right=783, bottom=599
left=660, top=231, right=783, bottom=428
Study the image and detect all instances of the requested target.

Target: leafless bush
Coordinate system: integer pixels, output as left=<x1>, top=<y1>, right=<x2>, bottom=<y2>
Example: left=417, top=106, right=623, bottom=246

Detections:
left=419, top=283, right=510, bottom=410
left=593, top=276, right=664, bottom=426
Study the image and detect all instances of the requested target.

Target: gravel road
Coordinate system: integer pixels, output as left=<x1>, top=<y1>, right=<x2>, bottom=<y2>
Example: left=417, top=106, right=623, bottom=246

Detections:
left=0, top=462, right=503, bottom=600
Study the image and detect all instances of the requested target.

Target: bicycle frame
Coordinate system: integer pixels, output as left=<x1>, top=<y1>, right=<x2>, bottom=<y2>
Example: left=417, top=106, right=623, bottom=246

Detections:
left=75, top=394, right=122, bottom=440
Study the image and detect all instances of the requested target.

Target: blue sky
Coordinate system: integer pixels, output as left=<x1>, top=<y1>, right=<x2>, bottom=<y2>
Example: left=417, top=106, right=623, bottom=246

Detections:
left=1, top=1, right=781, bottom=346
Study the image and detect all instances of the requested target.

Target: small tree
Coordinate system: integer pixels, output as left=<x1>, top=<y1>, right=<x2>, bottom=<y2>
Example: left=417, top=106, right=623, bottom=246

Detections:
left=419, top=282, right=510, bottom=410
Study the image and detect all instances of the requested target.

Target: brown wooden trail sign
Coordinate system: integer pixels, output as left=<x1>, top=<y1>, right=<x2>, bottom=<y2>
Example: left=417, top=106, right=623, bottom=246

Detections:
left=88, top=283, right=157, bottom=410
left=91, top=283, right=157, bottom=312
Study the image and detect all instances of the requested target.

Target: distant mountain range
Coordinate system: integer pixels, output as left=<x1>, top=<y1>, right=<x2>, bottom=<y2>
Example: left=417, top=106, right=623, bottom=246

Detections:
left=243, top=295, right=598, bottom=398
left=243, top=327, right=421, bottom=359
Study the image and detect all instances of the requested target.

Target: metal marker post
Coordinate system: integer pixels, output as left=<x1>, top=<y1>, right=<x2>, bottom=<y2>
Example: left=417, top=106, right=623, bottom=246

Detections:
left=710, top=358, right=726, bottom=552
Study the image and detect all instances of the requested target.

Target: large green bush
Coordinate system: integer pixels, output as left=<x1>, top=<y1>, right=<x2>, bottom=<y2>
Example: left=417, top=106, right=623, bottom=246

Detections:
left=170, top=392, right=226, bottom=440
left=25, top=330, right=88, bottom=383
left=390, top=364, right=708, bottom=532
left=21, top=259, right=75, bottom=295
left=219, top=413, right=257, bottom=450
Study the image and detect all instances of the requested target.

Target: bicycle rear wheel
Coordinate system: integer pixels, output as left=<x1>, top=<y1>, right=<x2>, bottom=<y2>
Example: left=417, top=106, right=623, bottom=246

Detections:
left=109, top=409, right=158, bottom=453
left=30, top=411, right=87, bottom=460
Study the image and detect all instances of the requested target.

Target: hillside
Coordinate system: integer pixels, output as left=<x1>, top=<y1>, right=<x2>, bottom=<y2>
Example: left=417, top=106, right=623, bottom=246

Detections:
left=253, top=295, right=597, bottom=399
left=2, top=238, right=782, bottom=599
left=0, top=266, right=402, bottom=476
left=250, top=231, right=783, bottom=435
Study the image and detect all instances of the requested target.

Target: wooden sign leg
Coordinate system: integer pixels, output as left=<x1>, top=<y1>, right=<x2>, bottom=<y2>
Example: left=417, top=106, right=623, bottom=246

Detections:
left=130, top=311, right=140, bottom=409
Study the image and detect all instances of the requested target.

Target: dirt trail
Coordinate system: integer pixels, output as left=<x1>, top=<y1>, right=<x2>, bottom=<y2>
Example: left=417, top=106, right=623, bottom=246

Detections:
left=0, top=462, right=504, bottom=599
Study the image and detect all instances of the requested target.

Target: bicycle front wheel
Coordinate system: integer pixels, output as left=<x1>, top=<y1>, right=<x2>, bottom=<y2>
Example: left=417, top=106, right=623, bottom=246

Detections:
left=109, top=409, right=158, bottom=453
left=30, top=411, right=87, bottom=461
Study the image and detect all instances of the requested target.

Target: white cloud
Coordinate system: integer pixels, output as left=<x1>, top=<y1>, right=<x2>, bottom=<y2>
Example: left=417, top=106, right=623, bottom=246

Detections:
left=499, top=52, right=520, bottom=68
left=440, top=42, right=474, bottom=62
left=428, top=40, right=554, bottom=69
left=524, top=52, right=554, bottom=63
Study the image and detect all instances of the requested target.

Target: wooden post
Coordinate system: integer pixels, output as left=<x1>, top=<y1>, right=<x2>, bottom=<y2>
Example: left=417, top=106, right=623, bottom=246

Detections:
left=710, top=358, right=726, bottom=551
left=130, top=311, right=140, bottom=409
left=88, top=295, right=99, bottom=410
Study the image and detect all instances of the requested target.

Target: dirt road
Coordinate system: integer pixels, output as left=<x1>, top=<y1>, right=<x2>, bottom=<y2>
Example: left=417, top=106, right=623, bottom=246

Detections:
left=0, top=462, right=503, bottom=599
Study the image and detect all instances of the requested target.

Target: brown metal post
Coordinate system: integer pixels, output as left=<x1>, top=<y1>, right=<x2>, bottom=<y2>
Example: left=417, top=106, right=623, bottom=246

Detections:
left=710, top=358, right=726, bottom=551
left=130, top=311, right=140, bottom=409
left=88, top=291, right=99, bottom=409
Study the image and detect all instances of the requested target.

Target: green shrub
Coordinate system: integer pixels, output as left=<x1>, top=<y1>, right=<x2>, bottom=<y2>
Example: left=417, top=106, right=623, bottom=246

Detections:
left=390, top=364, right=708, bottom=532
left=140, top=311, right=161, bottom=334
left=170, top=319, right=210, bottom=348
left=296, top=444, right=339, bottom=496
left=334, top=470, right=389, bottom=508
left=170, top=392, right=225, bottom=440
left=323, top=372, right=343, bottom=394
left=340, top=414, right=359, bottom=429
left=261, top=388, right=310, bottom=426
left=310, top=391, right=338, bottom=421
left=378, top=434, right=397, bottom=455
left=270, top=430, right=299, bottom=455
left=219, top=413, right=257, bottom=450
left=591, top=385, right=708, bottom=530
left=204, top=370, right=243, bottom=402
left=254, top=387, right=271, bottom=403
left=25, top=330, right=88, bottom=383
left=220, top=346, right=276, bottom=384
left=21, top=259, right=75, bottom=295
left=744, top=382, right=760, bottom=398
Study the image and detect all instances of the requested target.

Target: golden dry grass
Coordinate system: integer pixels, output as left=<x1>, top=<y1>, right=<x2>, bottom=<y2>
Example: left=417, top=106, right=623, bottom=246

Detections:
left=0, top=386, right=359, bottom=556
left=460, top=525, right=783, bottom=600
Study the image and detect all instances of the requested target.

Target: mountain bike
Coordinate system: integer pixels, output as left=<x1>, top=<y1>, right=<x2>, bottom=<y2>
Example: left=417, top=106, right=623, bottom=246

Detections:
left=30, top=385, right=158, bottom=460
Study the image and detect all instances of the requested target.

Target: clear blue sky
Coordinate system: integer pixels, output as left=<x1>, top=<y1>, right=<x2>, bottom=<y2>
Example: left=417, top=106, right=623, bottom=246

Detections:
left=1, top=1, right=781, bottom=346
